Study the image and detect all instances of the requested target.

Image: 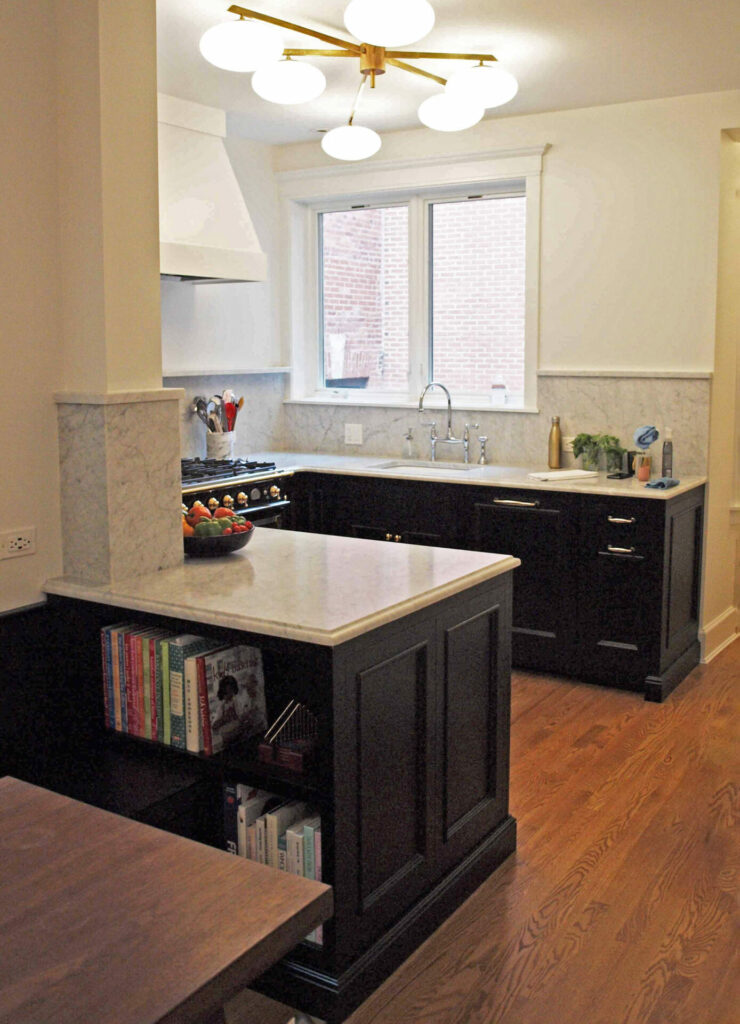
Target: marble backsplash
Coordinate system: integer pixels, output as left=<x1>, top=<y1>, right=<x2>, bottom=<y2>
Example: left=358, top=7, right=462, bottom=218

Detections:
left=171, top=373, right=710, bottom=478
left=167, top=372, right=288, bottom=461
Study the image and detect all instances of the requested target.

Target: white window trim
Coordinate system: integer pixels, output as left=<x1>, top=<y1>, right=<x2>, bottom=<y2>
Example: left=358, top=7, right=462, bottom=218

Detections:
left=277, top=145, right=547, bottom=412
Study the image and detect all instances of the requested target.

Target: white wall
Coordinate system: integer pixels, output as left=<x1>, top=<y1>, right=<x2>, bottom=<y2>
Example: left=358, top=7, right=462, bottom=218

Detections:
left=275, top=91, right=740, bottom=375
left=0, top=2, right=63, bottom=612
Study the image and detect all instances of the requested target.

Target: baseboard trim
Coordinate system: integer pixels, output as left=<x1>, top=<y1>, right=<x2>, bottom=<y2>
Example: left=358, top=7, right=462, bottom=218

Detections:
left=700, top=606, right=739, bottom=663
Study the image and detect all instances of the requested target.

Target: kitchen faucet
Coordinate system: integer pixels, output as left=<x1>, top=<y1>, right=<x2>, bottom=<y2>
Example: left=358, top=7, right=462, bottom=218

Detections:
left=418, top=382, right=470, bottom=461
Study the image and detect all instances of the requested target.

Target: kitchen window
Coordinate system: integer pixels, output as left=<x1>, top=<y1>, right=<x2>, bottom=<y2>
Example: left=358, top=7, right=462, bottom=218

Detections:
left=279, top=146, right=545, bottom=410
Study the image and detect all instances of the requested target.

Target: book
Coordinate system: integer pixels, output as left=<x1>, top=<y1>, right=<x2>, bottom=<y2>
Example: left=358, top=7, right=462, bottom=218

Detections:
left=255, top=815, right=267, bottom=864
left=223, top=782, right=239, bottom=856
left=100, top=622, right=129, bottom=731
left=156, top=635, right=172, bottom=745
left=246, top=823, right=257, bottom=861
left=146, top=631, right=171, bottom=742
left=265, top=800, right=308, bottom=870
left=302, top=816, right=321, bottom=882
left=286, top=820, right=310, bottom=876
left=277, top=833, right=288, bottom=872
left=164, top=635, right=213, bottom=750
left=199, top=645, right=267, bottom=755
left=122, top=625, right=147, bottom=736
left=185, top=645, right=227, bottom=753
left=236, top=786, right=275, bottom=857
left=311, top=823, right=323, bottom=945
left=136, top=628, right=167, bottom=741
left=114, top=626, right=130, bottom=734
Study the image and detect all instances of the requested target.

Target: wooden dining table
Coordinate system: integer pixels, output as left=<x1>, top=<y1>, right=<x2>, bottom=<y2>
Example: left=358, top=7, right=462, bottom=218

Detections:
left=0, top=777, right=333, bottom=1024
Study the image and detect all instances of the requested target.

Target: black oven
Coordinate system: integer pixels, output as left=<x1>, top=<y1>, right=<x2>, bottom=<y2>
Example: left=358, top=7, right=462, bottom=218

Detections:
left=181, top=459, right=293, bottom=530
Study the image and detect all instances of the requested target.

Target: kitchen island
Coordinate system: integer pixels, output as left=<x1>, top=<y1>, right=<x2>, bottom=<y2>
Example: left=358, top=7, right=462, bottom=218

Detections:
left=42, top=530, right=520, bottom=1023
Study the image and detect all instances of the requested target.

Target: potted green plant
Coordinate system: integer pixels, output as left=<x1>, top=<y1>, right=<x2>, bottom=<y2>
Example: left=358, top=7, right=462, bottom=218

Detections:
left=572, top=433, right=625, bottom=472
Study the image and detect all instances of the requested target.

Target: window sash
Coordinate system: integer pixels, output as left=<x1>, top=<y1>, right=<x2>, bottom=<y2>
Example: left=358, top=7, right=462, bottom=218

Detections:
left=278, top=147, right=545, bottom=411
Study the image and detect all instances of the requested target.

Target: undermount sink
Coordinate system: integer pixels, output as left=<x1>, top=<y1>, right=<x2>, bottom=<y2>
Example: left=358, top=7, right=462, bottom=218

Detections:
left=373, top=460, right=481, bottom=473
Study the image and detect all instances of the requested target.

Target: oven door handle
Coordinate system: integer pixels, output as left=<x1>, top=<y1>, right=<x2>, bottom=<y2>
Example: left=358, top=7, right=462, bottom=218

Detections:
left=235, top=498, right=291, bottom=522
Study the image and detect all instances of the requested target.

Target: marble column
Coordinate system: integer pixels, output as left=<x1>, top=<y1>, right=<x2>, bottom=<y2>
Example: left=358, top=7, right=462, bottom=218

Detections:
left=56, top=390, right=184, bottom=584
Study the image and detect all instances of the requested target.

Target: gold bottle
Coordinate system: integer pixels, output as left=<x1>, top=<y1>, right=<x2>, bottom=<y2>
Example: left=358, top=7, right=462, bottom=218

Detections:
left=548, top=416, right=562, bottom=469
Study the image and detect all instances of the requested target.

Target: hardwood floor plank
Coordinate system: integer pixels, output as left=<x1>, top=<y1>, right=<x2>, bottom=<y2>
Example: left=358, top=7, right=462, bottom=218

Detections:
left=346, top=641, right=740, bottom=1024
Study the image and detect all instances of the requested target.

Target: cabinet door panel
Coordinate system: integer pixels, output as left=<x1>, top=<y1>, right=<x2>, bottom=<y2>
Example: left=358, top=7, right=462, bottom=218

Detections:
left=473, top=496, right=574, bottom=673
left=332, top=631, right=435, bottom=962
left=436, top=585, right=511, bottom=875
left=578, top=549, right=661, bottom=687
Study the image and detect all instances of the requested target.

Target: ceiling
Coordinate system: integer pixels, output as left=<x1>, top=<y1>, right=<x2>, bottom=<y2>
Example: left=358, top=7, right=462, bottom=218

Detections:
left=156, top=0, right=740, bottom=144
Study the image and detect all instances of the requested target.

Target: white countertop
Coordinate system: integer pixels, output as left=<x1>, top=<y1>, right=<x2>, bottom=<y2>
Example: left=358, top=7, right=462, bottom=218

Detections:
left=246, top=452, right=705, bottom=500
left=44, top=529, right=519, bottom=647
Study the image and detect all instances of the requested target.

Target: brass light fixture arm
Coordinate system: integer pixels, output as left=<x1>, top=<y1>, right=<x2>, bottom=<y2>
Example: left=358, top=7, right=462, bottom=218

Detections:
left=283, top=48, right=356, bottom=57
left=225, top=6, right=499, bottom=91
left=385, top=57, right=446, bottom=86
left=385, top=51, right=497, bottom=62
left=228, top=4, right=362, bottom=53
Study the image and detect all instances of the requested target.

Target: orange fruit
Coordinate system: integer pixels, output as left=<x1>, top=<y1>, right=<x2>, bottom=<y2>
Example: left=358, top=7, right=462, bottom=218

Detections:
left=182, top=519, right=194, bottom=537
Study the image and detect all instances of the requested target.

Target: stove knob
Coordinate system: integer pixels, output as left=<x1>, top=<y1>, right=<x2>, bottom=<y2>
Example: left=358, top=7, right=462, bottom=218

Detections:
left=181, top=503, right=188, bottom=514
left=222, top=494, right=234, bottom=509
left=250, top=486, right=262, bottom=502
left=269, top=485, right=281, bottom=499
left=207, top=496, right=219, bottom=511
left=236, top=491, right=248, bottom=507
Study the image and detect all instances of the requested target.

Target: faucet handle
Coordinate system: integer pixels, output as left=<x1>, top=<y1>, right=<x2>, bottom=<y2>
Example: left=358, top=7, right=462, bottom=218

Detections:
left=463, top=422, right=479, bottom=441
left=478, top=435, right=488, bottom=465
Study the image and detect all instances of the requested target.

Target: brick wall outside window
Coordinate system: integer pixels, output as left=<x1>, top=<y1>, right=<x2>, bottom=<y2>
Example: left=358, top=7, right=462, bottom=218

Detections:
left=320, top=196, right=525, bottom=396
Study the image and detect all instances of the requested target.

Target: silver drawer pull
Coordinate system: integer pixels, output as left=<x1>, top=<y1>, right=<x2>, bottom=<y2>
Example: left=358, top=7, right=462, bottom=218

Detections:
left=493, top=498, right=540, bottom=508
left=607, top=515, right=636, bottom=524
left=607, top=544, right=636, bottom=554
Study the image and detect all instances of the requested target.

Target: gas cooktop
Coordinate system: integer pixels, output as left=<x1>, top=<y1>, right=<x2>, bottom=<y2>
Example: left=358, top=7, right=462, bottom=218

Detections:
left=181, top=457, right=278, bottom=487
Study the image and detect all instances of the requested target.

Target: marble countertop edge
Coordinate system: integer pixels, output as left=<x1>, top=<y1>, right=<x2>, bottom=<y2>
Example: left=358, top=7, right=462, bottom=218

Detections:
left=250, top=453, right=706, bottom=500
left=43, top=552, right=520, bottom=648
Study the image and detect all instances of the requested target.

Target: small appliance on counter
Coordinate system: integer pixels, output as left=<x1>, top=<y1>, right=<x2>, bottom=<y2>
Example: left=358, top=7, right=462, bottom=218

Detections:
left=181, top=457, right=293, bottom=529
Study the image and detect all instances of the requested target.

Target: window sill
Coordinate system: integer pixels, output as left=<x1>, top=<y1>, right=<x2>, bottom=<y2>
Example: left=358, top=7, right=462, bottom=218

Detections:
left=284, top=395, right=539, bottom=414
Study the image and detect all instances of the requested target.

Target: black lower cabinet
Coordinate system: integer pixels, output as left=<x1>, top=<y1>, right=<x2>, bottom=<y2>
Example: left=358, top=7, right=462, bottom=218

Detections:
left=289, top=471, right=705, bottom=700
left=575, top=488, right=704, bottom=699
left=9, top=569, right=515, bottom=1024
left=291, top=472, right=463, bottom=548
left=471, top=490, right=577, bottom=675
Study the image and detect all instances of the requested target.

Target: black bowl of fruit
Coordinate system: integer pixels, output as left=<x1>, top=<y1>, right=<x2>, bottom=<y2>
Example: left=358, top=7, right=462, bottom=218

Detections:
left=183, top=504, right=255, bottom=557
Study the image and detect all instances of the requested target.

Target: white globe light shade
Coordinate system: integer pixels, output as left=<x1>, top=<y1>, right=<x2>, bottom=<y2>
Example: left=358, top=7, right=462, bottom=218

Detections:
left=252, top=60, right=326, bottom=104
left=199, top=20, right=285, bottom=73
left=445, top=64, right=519, bottom=109
left=418, top=93, right=484, bottom=132
left=344, top=0, right=435, bottom=47
left=321, top=125, right=382, bottom=161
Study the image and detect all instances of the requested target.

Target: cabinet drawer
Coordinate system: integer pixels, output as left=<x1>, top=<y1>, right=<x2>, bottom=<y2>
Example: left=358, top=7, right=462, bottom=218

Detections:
left=581, top=498, right=663, bottom=558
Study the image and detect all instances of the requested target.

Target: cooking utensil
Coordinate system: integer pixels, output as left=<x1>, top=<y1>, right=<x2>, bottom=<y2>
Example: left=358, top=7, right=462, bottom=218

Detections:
left=191, top=397, right=211, bottom=430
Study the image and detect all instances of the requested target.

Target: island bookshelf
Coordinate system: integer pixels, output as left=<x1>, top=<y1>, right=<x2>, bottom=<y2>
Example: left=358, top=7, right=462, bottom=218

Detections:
left=34, top=565, right=516, bottom=1023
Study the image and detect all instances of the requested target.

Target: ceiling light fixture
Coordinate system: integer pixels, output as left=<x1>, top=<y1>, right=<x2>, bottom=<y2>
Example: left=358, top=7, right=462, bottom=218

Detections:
left=198, top=17, right=284, bottom=72
left=200, top=4, right=519, bottom=160
left=344, top=0, right=435, bottom=48
left=252, top=58, right=327, bottom=104
left=445, top=62, right=519, bottom=109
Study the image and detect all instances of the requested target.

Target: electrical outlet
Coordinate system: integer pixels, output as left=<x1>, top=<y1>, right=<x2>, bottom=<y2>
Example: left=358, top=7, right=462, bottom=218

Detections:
left=0, top=527, right=36, bottom=559
left=562, top=436, right=575, bottom=453
left=344, top=423, right=363, bottom=445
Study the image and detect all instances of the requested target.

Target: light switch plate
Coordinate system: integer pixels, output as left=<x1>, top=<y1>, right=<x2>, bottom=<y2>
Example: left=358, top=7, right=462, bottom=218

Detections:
left=344, top=423, right=363, bottom=445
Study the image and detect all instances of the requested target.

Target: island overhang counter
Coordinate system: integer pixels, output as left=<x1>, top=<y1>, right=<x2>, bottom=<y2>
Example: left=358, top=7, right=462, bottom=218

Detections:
left=42, top=529, right=520, bottom=1024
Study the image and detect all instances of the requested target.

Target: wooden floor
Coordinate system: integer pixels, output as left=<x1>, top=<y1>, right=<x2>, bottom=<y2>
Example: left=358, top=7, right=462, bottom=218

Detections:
left=228, top=642, right=739, bottom=1024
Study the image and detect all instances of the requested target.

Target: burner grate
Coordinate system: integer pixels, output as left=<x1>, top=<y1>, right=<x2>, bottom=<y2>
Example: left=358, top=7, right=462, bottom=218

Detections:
left=181, top=457, right=277, bottom=485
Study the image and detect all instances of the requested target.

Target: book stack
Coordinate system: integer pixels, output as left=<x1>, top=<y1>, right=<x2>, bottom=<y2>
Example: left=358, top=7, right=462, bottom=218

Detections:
left=100, top=624, right=267, bottom=754
left=223, top=782, right=324, bottom=945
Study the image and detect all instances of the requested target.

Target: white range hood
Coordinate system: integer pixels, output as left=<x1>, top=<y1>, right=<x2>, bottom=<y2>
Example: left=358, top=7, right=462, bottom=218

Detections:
left=158, top=94, right=267, bottom=283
